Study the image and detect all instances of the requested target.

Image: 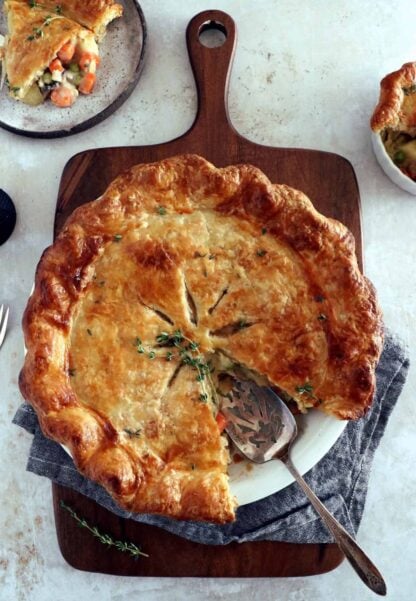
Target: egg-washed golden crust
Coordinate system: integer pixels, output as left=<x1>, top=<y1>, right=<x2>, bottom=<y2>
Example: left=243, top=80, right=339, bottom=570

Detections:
left=9, top=0, right=123, bottom=40
left=4, top=1, right=96, bottom=98
left=19, top=155, right=383, bottom=523
left=371, top=62, right=416, bottom=133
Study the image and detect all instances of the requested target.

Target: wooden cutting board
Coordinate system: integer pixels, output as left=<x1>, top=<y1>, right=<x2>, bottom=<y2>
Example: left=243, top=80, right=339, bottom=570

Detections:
left=53, top=9, right=362, bottom=576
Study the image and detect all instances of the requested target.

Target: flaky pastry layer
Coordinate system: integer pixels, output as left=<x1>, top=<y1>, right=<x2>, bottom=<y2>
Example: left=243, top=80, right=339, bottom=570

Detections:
left=10, top=0, right=123, bottom=40
left=371, top=61, right=416, bottom=134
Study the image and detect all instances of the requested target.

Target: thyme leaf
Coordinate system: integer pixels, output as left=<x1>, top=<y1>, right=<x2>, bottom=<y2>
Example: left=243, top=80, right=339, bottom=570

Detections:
left=135, top=337, right=145, bottom=353
left=295, top=382, right=317, bottom=400
left=26, top=15, right=62, bottom=41
left=60, top=501, right=148, bottom=559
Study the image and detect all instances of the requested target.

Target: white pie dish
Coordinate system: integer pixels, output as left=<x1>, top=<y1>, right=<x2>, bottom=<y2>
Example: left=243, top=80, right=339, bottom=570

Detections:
left=371, top=131, right=416, bottom=195
left=61, top=411, right=347, bottom=507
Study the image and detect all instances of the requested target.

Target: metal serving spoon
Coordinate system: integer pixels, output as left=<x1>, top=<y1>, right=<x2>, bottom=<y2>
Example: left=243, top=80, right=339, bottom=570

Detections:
left=221, top=379, right=386, bottom=596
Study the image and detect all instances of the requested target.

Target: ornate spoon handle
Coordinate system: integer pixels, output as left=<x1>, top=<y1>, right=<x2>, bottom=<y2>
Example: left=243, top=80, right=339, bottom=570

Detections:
left=281, top=452, right=386, bottom=596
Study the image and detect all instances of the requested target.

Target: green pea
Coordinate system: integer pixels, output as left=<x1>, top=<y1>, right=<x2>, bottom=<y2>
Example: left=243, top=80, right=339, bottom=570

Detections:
left=394, top=150, right=406, bottom=165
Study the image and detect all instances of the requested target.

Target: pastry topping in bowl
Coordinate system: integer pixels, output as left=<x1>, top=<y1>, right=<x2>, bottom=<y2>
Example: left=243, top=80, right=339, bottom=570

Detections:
left=1, top=0, right=122, bottom=107
left=371, top=62, right=416, bottom=181
left=19, top=155, right=383, bottom=523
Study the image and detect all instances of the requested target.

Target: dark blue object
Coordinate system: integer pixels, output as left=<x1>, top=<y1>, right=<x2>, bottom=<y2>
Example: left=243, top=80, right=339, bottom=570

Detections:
left=0, top=189, right=16, bottom=245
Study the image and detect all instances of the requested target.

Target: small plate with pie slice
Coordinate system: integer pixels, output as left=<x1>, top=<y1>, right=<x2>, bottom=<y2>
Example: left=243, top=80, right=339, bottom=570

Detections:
left=0, top=0, right=146, bottom=138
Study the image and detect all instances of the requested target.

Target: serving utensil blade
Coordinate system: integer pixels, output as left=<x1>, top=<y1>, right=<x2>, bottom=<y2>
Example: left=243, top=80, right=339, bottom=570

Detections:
left=222, top=377, right=386, bottom=596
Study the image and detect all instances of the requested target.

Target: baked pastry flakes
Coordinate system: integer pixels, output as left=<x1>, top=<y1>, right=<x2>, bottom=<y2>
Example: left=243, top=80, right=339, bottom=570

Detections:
left=11, top=0, right=123, bottom=40
left=371, top=62, right=416, bottom=179
left=1, top=0, right=122, bottom=107
left=19, top=155, right=383, bottom=523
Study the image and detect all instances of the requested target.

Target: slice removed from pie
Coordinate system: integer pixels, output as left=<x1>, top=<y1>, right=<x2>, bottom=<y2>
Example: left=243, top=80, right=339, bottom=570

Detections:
left=19, top=155, right=383, bottom=523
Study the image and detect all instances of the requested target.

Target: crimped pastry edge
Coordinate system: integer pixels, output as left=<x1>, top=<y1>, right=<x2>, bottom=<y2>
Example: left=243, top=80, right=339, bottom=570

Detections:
left=19, top=154, right=384, bottom=522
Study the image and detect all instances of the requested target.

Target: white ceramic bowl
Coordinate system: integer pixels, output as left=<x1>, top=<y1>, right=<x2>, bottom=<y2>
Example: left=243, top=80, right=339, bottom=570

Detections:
left=371, top=131, right=416, bottom=195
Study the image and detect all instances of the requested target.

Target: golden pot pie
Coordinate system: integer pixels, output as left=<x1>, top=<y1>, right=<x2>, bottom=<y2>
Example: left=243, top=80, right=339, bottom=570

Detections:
left=371, top=61, right=416, bottom=180
left=2, top=0, right=122, bottom=107
left=19, top=155, right=383, bottom=523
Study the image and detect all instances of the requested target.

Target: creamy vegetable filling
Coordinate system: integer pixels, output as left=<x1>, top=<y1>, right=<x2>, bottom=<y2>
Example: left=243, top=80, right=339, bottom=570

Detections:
left=22, top=36, right=99, bottom=107
left=381, top=85, right=416, bottom=180
left=382, top=129, right=416, bottom=180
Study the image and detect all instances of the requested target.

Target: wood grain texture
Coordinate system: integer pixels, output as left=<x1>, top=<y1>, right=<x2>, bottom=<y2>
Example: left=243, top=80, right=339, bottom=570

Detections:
left=53, top=484, right=343, bottom=577
left=52, top=8, right=363, bottom=575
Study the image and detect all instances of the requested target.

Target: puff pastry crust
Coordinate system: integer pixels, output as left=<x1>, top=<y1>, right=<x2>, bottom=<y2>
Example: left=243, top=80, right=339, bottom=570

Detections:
left=4, top=0, right=97, bottom=99
left=371, top=62, right=416, bottom=133
left=19, top=155, right=383, bottom=523
left=10, top=0, right=123, bottom=40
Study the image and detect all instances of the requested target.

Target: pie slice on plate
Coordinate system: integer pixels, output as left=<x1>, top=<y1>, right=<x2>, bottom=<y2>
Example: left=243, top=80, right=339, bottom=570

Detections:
left=19, top=155, right=383, bottom=523
left=2, top=0, right=122, bottom=106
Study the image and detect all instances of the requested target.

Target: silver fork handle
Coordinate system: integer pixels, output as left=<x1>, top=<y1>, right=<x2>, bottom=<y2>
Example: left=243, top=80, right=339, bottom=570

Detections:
left=281, top=453, right=386, bottom=596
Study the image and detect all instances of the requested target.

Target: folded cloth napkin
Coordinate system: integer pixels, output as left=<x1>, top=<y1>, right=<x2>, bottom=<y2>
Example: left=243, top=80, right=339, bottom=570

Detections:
left=13, top=331, right=408, bottom=545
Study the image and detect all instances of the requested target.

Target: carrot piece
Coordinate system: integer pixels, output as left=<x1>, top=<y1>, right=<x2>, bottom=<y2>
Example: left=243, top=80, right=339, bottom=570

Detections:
left=49, top=58, right=64, bottom=73
left=78, top=72, right=96, bottom=95
left=78, top=52, right=100, bottom=71
left=216, top=411, right=227, bottom=433
left=50, top=86, right=76, bottom=108
left=58, top=41, right=75, bottom=64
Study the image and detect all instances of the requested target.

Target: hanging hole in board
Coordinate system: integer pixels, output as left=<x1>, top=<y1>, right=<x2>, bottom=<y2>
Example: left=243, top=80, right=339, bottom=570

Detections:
left=198, top=21, right=227, bottom=48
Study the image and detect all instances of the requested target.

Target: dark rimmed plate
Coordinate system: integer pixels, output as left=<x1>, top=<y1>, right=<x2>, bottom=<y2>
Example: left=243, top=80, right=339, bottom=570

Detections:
left=0, top=0, right=146, bottom=138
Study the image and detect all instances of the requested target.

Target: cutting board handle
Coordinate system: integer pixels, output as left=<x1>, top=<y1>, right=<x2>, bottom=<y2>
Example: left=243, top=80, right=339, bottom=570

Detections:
left=186, top=10, right=237, bottom=138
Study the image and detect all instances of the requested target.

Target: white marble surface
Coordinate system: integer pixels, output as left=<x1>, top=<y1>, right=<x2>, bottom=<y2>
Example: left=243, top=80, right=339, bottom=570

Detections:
left=1, top=1, right=415, bottom=599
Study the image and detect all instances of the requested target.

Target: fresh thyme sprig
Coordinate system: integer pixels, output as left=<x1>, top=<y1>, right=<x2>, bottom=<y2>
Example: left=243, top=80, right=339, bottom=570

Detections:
left=136, top=330, right=218, bottom=405
left=155, top=330, right=214, bottom=384
left=295, top=382, right=322, bottom=406
left=295, top=382, right=315, bottom=398
left=27, top=15, right=62, bottom=41
left=60, top=501, right=149, bottom=559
